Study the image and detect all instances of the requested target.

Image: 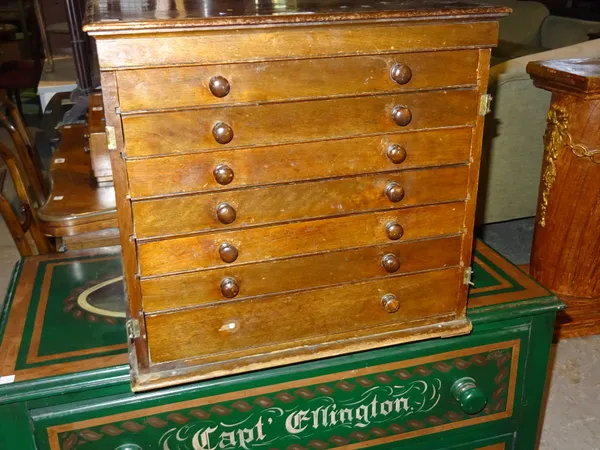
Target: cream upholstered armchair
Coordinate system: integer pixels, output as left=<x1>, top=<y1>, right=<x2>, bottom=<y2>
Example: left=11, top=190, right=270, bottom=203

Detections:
left=475, top=0, right=600, bottom=224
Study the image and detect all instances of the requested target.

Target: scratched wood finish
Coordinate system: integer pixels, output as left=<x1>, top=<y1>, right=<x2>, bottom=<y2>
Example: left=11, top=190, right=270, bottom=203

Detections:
left=84, top=0, right=510, bottom=31
left=137, top=201, right=465, bottom=277
left=123, top=90, right=478, bottom=157
left=145, top=267, right=460, bottom=363
left=85, top=1, right=506, bottom=389
left=92, top=22, right=499, bottom=70
left=141, top=235, right=462, bottom=313
left=117, top=50, right=478, bottom=112
left=133, top=166, right=469, bottom=239
left=528, top=59, right=600, bottom=298
left=127, top=128, right=472, bottom=198
left=37, top=124, right=117, bottom=237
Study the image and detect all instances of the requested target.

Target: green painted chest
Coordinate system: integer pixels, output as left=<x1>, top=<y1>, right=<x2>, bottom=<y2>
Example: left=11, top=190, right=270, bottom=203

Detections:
left=0, top=241, right=563, bottom=449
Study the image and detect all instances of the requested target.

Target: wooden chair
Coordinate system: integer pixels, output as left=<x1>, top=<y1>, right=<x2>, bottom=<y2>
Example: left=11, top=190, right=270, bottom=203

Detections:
left=0, top=90, right=118, bottom=255
left=0, top=92, right=52, bottom=255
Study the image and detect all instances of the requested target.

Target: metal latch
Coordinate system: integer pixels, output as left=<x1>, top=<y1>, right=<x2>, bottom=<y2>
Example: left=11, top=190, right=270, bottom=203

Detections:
left=479, top=94, right=492, bottom=116
left=463, top=267, right=474, bottom=286
left=105, top=126, right=117, bottom=151
left=126, top=319, right=141, bottom=340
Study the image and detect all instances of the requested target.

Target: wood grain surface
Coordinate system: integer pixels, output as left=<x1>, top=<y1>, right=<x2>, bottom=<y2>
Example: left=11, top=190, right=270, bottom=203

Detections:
left=126, top=128, right=472, bottom=198
left=141, top=235, right=462, bottom=313
left=122, top=90, right=478, bottom=157
left=137, top=201, right=465, bottom=276
left=117, top=50, right=478, bottom=112
left=93, top=22, right=499, bottom=70
left=528, top=59, right=600, bottom=298
left=84, top=0, right=510, bottom=33
left=132, top=165, right=469, bottom=238
left=145, top=267, right=460, bottom=363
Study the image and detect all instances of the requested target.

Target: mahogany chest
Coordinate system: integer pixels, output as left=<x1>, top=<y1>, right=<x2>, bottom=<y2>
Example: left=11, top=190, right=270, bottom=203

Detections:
left=84, top=0, right=510, bottom=391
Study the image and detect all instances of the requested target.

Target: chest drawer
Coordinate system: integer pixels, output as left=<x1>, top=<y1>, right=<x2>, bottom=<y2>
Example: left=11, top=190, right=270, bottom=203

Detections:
left=122, top=90, right=478, bottom=157
left=117, top=50, right=478, bottom=112
left=145, top=267, right=461, bottom=364
left=136, top=201, right=465, bottom=277
left=126, top=128, right=472, bottom=198
left=141, top=235, right=462, bottom=313
left=132, top=166, right=469, bottom=239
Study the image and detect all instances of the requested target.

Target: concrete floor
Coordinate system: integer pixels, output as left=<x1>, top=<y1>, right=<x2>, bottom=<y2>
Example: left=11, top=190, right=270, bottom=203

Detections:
left=0, top=116, right=598, bottom=447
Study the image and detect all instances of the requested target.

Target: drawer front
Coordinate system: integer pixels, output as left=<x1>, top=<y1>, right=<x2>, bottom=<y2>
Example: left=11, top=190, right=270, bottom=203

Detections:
left=39, top=337, right=520, bottom=450
left=132, top=166, right=469, bottom=239
left=122, top=90, right=478, bottom=157
left=127, top=128, right=472, bottom=198
left=146, top=267, right=461, bottom=363
left=137, top=201, right=465, bottom=277
left=141, top=235, right=462, bottom=313
left=96, top=21, right=498, bottom=69
left=117, top=50, right=478, bottom=112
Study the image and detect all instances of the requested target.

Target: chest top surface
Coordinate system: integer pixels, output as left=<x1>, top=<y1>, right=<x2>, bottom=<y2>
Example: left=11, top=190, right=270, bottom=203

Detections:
left=527, top=58, right=600, bottom=96
left=84, top=0, right=509, bottom=32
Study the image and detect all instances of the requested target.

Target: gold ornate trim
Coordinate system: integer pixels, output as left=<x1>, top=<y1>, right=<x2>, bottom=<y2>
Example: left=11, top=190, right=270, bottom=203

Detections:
left=539, top=106, right=600, bottom=227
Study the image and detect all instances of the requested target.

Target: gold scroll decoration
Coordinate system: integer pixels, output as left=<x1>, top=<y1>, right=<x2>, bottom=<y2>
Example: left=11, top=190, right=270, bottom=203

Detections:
left=539, top=105, right=600, bottom=227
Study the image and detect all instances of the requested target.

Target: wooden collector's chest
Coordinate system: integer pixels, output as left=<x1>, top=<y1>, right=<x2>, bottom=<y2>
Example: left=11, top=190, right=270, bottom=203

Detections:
left=83, top=0, right=511, bottom=390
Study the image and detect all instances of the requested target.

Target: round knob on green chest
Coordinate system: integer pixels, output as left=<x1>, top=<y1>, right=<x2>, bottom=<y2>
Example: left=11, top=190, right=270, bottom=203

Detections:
left=451, top=377, right=487, bottom=415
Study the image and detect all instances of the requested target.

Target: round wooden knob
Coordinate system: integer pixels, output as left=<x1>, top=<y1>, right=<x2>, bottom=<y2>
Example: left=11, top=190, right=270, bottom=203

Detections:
left=380, top=293, right=400, bottom=313
left=219, top=242, right=238, bottom=263
left=386, top=221, right=404, bottom=240
left=386, top=144, right=407, bottom=164
left=220, top=277, right=239, bottom=298
left=212, top=122, right=234, bottom=145
left=451, top=378, right=487, bottom=415
left=385, top=182, right=405, bottom=203
left=213, top=164, right=234, bottom=185
left=391, top=106, right=412, bottom=126
left=390, top=63, right=412, bottom=85
left=381, top=253, right=400, bottom=273
left=216, top=202, right=236, bottom=224
left=209, top=76, right=230, bottom=98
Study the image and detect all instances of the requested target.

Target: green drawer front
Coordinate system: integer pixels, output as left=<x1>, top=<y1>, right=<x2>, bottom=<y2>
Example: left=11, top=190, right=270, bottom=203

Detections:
left=34, top=338, right=520, bottom=450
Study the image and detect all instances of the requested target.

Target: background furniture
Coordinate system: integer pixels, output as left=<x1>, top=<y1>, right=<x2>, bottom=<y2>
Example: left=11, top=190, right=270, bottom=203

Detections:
left=0, top=88, right=117, bottom=256
left=0, top=241, right=564, bottom=450
left=527, top=59, right=599, bottom=294
left=86, top=0, right=507, bottom=391
left=37, top=122, right=117, bottom=250
left=0, top=90, right=51, bottom=255
left=475, top=0, right=600, bottom=224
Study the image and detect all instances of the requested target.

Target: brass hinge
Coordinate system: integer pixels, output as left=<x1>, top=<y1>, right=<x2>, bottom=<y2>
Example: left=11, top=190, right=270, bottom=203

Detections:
left=478, top=94, right=492, bottom=116
left=105, top=126, right=117, bottom=151
left=463, top=267, right=474, bottom=286
left=126, top=319, right=141, bottom=340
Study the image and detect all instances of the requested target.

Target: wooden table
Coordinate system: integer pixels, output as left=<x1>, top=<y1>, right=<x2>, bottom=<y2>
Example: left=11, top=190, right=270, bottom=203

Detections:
left=527, top=58, right=600, bottom=337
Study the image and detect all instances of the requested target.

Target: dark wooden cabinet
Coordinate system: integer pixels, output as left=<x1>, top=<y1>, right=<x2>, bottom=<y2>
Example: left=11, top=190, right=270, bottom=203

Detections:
left=84, top=0, right=510, bottom=391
